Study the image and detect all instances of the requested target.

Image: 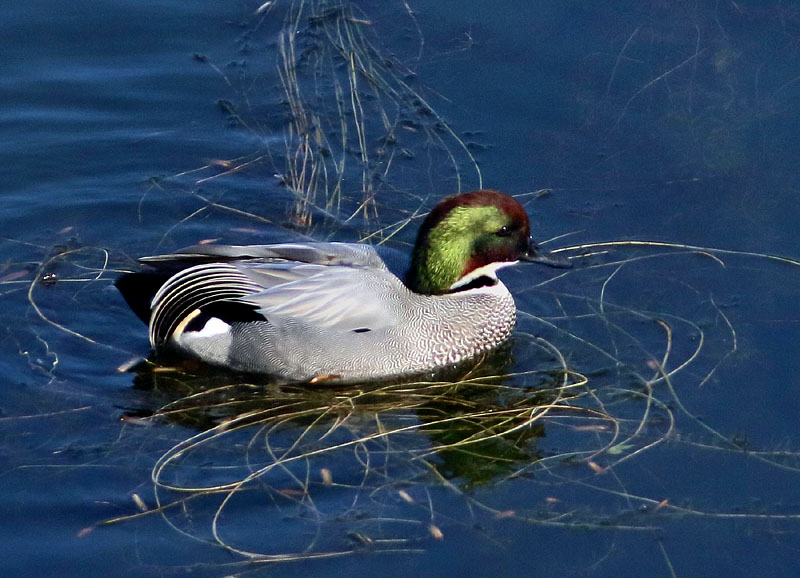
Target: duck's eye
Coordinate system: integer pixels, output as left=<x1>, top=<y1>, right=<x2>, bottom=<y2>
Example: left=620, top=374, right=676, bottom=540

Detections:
left=495, top=225, right=512, bottom=237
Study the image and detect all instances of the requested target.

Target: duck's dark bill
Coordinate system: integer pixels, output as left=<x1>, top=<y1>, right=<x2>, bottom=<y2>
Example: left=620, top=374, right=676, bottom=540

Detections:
left=522, top=240, right=573, bottom=268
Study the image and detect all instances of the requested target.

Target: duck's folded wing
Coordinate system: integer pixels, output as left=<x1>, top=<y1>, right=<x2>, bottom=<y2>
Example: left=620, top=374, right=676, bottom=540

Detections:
left=238, top=263, right=398, bottom=332
left=140, top=242, right=389, bottom=271
left=149, top=260, right=399, bottom=347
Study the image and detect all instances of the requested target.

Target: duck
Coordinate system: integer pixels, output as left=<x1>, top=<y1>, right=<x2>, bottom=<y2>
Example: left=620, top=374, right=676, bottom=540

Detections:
left=116, top=189, right=571, bottom=382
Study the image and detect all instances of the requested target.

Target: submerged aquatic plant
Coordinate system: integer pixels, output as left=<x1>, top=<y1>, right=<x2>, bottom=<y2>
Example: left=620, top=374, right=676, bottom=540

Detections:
left=175, top=0, right=483, bottom=243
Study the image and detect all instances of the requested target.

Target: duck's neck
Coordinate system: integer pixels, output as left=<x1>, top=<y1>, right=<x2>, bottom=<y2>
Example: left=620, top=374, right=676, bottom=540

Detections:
left=406, top=244, right=470, bottom=295
left=406, top=208, right=480, bottom=295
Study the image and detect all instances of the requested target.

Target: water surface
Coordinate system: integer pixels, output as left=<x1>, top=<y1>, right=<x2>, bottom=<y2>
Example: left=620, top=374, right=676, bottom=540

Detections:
left=2, top=1, right=800, bottom=576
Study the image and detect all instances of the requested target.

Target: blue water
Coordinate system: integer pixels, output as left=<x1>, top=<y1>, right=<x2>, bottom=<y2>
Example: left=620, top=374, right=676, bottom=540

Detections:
left=2, top=1, right=800, bottom=576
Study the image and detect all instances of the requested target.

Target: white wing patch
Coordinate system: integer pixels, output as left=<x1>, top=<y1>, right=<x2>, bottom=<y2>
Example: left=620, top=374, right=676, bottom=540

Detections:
left=195, top=317, right=231, bottom=338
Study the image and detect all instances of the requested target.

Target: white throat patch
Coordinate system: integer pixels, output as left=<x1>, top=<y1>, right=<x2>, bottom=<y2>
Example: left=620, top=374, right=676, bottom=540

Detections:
left=448, top=260, right=518, bottom=291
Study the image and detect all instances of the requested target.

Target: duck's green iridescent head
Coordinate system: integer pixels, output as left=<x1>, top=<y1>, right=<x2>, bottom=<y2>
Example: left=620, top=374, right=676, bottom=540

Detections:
left=406, top=190, right=570, bottom=295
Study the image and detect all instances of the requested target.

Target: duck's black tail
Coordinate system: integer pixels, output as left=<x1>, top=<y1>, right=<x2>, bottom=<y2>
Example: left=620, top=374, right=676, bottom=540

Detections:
left=115, top=272, right=169, bottom=325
